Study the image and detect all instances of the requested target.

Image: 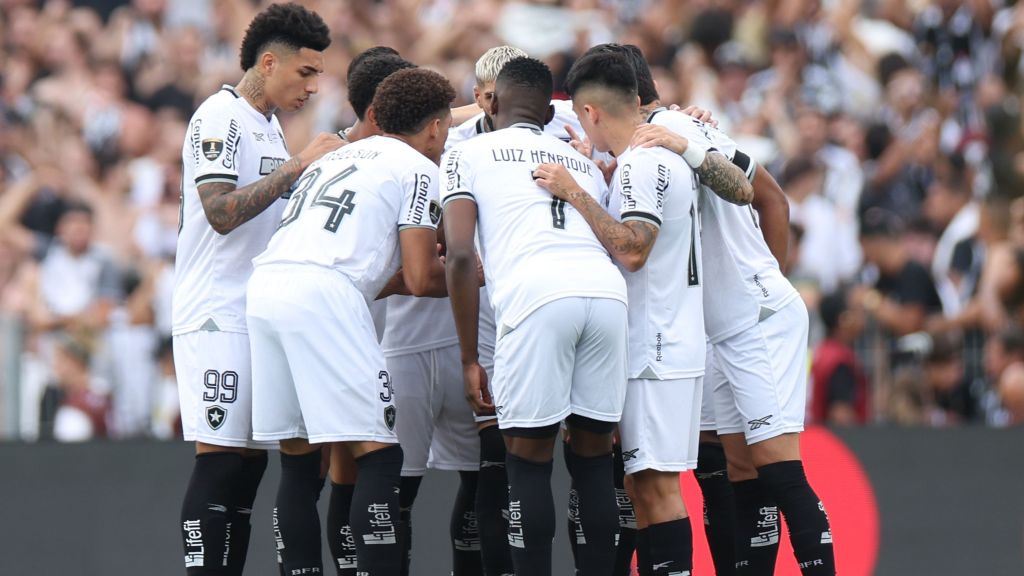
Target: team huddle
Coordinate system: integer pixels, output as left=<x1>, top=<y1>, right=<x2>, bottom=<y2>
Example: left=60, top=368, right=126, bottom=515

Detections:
left=174, top=4, right=836, bottom=576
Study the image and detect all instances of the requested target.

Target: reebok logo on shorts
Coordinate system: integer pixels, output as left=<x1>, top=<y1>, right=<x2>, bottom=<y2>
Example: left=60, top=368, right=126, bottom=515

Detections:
left=747, top=414, right=772, bottom=431
left=206, top=405, right=227, bottom=430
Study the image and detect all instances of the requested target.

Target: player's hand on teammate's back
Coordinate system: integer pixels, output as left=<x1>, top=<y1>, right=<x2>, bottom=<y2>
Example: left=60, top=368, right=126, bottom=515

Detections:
left=295, top=132, right=345, bottom=170
left=631, top=124, right=690, bottom=156
left=679, top=104, right=718, bottom=128
left=463, top=362, right=493, bottom=414
left=533, top=163, right=582, bottom=202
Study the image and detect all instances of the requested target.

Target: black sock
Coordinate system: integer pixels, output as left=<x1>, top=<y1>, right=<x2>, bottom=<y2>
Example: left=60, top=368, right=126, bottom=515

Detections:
left=732, top=479, right=779, bottom=575
left=646, top=519, right=692, bottom=576
left=352, top=445, right=404, bottom=576
left=327, top=482, right=357, bottom=576
left=399, top=475, right=422, bottom=576
left=505, top=453, right=555, bottom=576
left=636, top=528, right=652, bottom=576
left=477, top=426, right=513, bottom=576
left=612, top=445, right=637, bottom=576
left=225, top=452, right=267, bottom=576
left=181, top=452, right=244, bottom=574
left=569, top=450, right=618, bottom=576
left=564, top=441, right=582, bottom=574
left=276, top=451, right=325, bottom=576
left=452, top=471, right=483, bottom=576
left=756, top=461, right=835, bottom=576
left=695, top=443, right=736, bottom=576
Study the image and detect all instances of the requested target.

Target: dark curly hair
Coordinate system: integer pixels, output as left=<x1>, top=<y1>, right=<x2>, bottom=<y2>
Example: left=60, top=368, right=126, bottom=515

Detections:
left=239, top=3, right=331, bottom=71
left=348, top=54, right=416, bottom=121
left=347, top=46, right=401, bottom=83
left=495, top=57, right=552, bottom=97
left=372, top=69, right=455, bottom=136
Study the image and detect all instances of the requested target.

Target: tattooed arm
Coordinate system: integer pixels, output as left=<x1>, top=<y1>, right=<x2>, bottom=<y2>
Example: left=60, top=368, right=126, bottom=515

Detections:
left=694, top=152, right=754, bottom=205
left=631, top=124, right=753, bottom=205
left=534, top=163, right=658, bottom=272
left=198, top=132, right=343, bottom=235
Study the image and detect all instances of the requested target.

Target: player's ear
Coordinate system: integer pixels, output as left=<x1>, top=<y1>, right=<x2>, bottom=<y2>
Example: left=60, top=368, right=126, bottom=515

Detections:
left=583, top=103, right=598, bottom=126
left=366, top=106, right=379, bottom=131
left=544, top=104, right=555, bottom=125
left=635, top=95, right=641, bottom=110
left=259, top=50, right=276, bottom=76
left=488, top=91, right=499, bottom=117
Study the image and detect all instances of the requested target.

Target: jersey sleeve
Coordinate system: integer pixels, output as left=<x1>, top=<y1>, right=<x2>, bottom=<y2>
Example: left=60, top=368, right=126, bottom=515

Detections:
left=652, top=110, right=738, bottom=160
left=440, top=145, right=475, bottom=206
left=618, top=150, right=670, bottom=229
left=398, top=158, right=442, bottom=231
left=188, top=101, right=243, bottom=187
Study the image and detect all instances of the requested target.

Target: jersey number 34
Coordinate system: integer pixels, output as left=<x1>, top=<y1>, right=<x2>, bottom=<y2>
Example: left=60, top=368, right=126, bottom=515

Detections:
left=279, top=165, right=359, bottom=232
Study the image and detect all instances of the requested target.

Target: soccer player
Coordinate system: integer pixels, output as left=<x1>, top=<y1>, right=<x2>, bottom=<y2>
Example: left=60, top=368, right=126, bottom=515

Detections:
left=443, top=56, right=628, bottom=576
left=628, top=61, right=838, bottom=576
left=174, top=4, right=338, bottom=575
left=325, top=48, right=416, bottom=576
left=246, top=67, right=455, bottom=576
left=536, top=50, right=705, bottom=576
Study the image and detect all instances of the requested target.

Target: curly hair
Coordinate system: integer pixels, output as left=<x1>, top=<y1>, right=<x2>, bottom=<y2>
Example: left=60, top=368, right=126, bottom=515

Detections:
left=495, top=57, right=552, bottom=95
left=239, top=3, right=331, bottom=71
left=347, top=46, right=401, bottom=83
left=372, top=69, right=455, bottom=136
left=348, top=54, right=416, bottom=121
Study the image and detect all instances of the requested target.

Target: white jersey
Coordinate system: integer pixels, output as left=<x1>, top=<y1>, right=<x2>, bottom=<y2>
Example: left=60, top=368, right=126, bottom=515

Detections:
left=441, top=123, right=626, bottom=330
left=383, top=100, right=587, bottom=354
left=610, top=145, right=704, bottom=379
left=648, top=108, right=799, bottom=343
left=446, top=99, right=583, bottom=149
left=173, top=85, right=290, bottom=335
left=253, top=135, right=441, bottom=303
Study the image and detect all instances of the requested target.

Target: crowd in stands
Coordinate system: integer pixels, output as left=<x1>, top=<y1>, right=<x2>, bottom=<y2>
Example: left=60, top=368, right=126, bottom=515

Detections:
left=1, top=0, right=1022, bottom=440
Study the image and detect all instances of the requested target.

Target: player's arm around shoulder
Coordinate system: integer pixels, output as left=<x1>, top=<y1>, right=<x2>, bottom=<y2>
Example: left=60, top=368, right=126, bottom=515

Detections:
left=534, top=161, right=658, bottom=273
left=196, top=130, right=344, bottom=235
left=631, top=122, right=753, bottom=206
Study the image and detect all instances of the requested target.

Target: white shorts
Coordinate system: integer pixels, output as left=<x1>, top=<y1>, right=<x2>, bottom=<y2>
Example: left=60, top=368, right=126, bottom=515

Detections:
left=492, top=297, right=627, bottom=430
left=386, top=344, right=478, bottom=475
left=619, top=377, right=702, bottom=475
left=700, top=344, right=721, bottom=432
left=474, top=287, right=499, bottom=424
left=247, top=265, right=398, bottom=444
left=174, top=331, right=276, bottom=449
left=710, top=298, right=809, bottom=444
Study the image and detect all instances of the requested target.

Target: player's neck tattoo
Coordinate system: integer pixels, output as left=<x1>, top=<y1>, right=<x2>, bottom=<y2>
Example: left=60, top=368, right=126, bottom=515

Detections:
left=238, top=72, right=272, bottom=117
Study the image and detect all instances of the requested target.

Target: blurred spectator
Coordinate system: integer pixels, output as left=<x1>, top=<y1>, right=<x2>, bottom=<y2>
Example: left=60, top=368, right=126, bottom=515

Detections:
left=855, top=208, right=942, bottom=337
left=811, top=287, right=869, bottom=425
left=783, top=157, right=857, bottom=293
left=925, top=154, right=979, bottom=315
left=998, top=362, right=1024, bottom=426
left=38, top=331, right=110, bottom=442
left=921, top=334, right=977, bottom=425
